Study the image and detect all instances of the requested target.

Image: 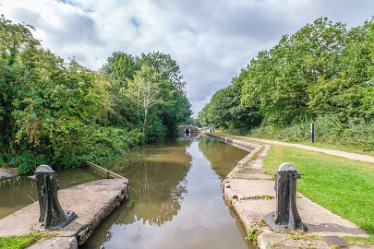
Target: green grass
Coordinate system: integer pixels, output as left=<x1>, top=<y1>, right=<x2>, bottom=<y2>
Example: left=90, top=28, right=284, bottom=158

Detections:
left=299, top=142, right=374, bottom=157
left=342, top=236, right=374, bottom=245
left=215, top=130, right=374, bottom=157
left=245, top=225, right=258, bottom=245
left=263, top=145, right=374, bottom=237
left=0, top=232, right=43, bottom=249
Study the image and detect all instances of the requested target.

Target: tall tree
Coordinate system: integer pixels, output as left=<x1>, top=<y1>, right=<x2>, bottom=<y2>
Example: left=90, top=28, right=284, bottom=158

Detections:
left=240, top=17, right=348, bottom=126
left=101, top=52, right=138, bottom=127
left=126, top=66, right=162, bottom=139
left=137, top=52, right=186, bottom=91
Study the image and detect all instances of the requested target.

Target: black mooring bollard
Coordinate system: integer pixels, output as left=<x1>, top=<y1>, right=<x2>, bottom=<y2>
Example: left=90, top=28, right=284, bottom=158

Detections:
left=264, top=163, right=308, bottom=232
left=310, top=123, right=315, bottom=143
left=29, top=165, right=76, bottom=230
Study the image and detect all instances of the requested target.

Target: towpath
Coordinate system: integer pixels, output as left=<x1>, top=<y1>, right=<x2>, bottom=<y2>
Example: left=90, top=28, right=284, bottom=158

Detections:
left=206, top=133, right=371, bottom=249
left=222, top=134, right=374, bottom=164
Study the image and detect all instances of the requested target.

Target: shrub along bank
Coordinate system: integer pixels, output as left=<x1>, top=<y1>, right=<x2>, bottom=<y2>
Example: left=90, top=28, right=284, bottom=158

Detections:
left=251, top=115, right=374, bottom=153
left=0, top=17, right=191, bottom=174
left=199, top=17, right=374, bottom=153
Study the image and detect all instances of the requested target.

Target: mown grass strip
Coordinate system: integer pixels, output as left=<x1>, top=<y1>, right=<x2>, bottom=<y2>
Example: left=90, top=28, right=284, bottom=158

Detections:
left=0, top=232, right=43, bottom=249
left=216, top=130, right=374, bottom=157
left=299, top=142, right=374, bottom=157
left=263, top=145, right=374, bottom=236
left=342, top=235, right=374, bottom=245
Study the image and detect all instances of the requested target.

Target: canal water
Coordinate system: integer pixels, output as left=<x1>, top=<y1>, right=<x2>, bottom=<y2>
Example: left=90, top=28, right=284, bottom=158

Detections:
left=0, top=135, right=254, bottom=249
left=0, top=168, right=98, bottom=219
left=83, top=135, right=253, bottom=249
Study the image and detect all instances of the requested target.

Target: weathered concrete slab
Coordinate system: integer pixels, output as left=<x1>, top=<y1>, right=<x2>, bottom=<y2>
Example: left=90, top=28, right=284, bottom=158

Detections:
left=207, top=133, right=371, bottom=248
left=229, top=172, right=273, bottom=180
left=224, top=139, right=270, bottom=179
left=224, top=178, right=368, bottom=238
left=224, top=179, right=275, bottom=200
left=258, top=228, right=331, bottom=249
left=0, top=179, right=128, bottom=246
left=206, top=133, right=259, bottom=153
left=234, top=199, right=275, bottom=228
left=249, top=144, right=270, bottom=170
left=28, top=237, right=77, bottom=249
left=297, top=192, right=367, bottom=237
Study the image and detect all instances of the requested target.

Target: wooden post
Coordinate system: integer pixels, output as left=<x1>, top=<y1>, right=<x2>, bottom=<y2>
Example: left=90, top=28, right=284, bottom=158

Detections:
left=86, top=161, right=125, bottom=179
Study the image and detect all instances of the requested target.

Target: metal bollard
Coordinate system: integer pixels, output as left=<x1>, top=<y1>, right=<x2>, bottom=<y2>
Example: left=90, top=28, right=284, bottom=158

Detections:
left=310, top=123, right=315, bottom=143
left=29, top=165, right=76, bottom=230
left=264, top=163, right=308, bottom=232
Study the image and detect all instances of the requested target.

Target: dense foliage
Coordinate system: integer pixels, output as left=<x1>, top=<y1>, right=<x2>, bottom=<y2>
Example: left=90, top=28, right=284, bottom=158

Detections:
left=199, top=81, right=261, bottom=132
left=0, top=17, right=191, bottom=173
left=199, top=17, right=374, bottom=150
left=101, top=51, right=192, bottom=140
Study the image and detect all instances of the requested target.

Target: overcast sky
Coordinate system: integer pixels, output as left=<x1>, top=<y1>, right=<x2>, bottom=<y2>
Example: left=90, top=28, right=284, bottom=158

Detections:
left=1, top=0, right=373, bottom=117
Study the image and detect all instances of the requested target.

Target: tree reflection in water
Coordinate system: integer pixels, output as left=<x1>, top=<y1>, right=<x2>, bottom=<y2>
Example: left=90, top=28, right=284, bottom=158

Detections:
left=0, top=168, right=98, bottom=219
left=199, top=137, right=248, bottom=178
left=102, top=140, right=192, bottom=226
left=82, top=137, right=252, bottom=249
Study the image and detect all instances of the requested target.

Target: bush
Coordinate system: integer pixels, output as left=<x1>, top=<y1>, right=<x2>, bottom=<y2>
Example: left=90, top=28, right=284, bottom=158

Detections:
left=77, top=126, right=143, bottom=164
left=9, top=151, right=50, bottom=174
left=52, top=125, right=143, bottom=169
left=251, top=115, right=374, bottom=152
left=4, top=126, right=143, bottom=174
left=145, top=118, right=167, bottom=142
left=342, top=120, right=374, bottom=151
left=0, top=155, right=6, bottom=167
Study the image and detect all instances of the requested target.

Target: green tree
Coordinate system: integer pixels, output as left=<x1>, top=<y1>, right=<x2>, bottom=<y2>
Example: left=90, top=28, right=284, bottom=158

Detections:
left=101, top=52, right=138, bottom=127
left=0, top=17, right=143, bottom=173
left=126, top=66, right=162, bottom=139
left=137, top=52, right=186, bottom=91
left=0, top=17, right=191, bottom=173
left=241, top=18, right=348, bottom=126
left=102, top=52, right=192, bottom=140
left=198, top=82, right=260, bottom=131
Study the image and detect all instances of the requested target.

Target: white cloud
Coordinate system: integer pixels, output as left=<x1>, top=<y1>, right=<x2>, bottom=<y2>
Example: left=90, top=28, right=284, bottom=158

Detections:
left=1, top=0, right=373, bottom=117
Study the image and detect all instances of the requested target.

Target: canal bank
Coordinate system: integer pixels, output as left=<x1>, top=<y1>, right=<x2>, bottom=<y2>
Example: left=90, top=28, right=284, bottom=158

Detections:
left=0, top=179, right=129, bottom=248
left=206, top=133, right=370, bottom=249
left=82, top=137, right=254, bottom=249
left=0, top=136, right=256, bottom=248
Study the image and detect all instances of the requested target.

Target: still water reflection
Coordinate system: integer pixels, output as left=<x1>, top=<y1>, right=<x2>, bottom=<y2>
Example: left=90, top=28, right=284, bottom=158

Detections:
left=0, top=168, right=98, bottom=219
left=83, top=136, right=252, bottom=249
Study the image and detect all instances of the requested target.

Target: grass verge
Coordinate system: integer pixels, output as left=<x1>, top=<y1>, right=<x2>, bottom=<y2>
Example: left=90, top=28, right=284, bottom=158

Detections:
left=215, top=130, right=374, bottom=157
left=342, top=236, right=374, bottom=245
left=0, top=232, right=47, bottom=249
left=300, top=142, right=374, bottom=157
left=263, top=145, right=374, bottom=238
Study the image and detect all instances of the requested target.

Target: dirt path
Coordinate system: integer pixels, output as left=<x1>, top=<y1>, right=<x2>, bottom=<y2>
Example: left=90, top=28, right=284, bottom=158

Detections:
left=233, top=136, right=374, bottom=164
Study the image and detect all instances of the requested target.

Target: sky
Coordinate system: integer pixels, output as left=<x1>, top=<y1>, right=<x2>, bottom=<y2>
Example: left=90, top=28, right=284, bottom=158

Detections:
left=1, top=0, right=373, bottom=117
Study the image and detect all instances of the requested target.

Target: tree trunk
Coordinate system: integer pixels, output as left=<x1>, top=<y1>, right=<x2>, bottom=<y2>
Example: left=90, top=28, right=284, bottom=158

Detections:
left=143, top=108, right=148, bottom=142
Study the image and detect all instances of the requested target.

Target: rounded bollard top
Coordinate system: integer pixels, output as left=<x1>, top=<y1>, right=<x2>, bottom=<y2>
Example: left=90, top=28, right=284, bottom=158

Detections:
left=278, top=163, right=296, bottom=172
left=35, top=164, right=54, bottom=173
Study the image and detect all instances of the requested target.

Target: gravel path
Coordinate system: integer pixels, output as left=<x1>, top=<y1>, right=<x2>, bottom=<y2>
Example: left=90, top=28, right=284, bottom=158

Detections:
left=235, top=137, right=374, bottom=164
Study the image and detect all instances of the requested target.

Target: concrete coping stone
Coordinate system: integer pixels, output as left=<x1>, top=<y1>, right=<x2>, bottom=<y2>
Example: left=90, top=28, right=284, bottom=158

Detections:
left=211, top=132, right=370, bottom=249
left=0, top=178, right=129, bottom=248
